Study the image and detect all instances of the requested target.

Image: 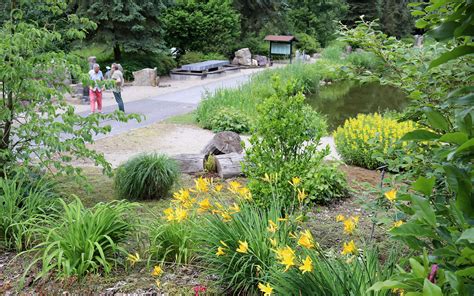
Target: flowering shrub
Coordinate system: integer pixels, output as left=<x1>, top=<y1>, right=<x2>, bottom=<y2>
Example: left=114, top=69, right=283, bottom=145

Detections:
left=333, top=113, right=416, bottom=169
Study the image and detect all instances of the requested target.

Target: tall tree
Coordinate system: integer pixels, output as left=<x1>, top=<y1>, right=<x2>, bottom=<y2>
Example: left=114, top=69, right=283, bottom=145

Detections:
left=344, top=0, right=416, bottom=37
left=232, top=0, right=285, bottom=34
left=286, top=0, right=348, bottom=46
left=163, top=0, right=240, bottom=55
left=72, top=0, right=169, bottom=61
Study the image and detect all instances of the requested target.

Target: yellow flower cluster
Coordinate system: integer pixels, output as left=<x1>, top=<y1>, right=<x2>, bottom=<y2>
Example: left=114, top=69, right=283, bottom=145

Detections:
left=334, top=113, right=416, bottom=168
left=162, top=177, right=251, bottom=224
left=336, top=214, right=359, bottom=255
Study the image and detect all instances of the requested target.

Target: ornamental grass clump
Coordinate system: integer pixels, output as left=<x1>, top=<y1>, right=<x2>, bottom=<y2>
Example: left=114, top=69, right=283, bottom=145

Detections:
left=114, top=153, right=179, bottom=200
left=25, top=198, right=137, bottom=279
left=333, top=113, right=416, bottom=169
left=0, top=175, right=58, bottom=251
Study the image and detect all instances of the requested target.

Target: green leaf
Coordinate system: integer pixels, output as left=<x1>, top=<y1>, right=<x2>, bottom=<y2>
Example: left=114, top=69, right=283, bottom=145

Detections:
left=411, top=10, right=426, bottom=17
left=456, top=266, right=474, bottom=277
left=423, top=108, right=450, bottom=131
left=368, top=280, right=410, bottom=291
left=410, top=258, right=426, bottom=278
left=390, top=221, right=437, bottom=239
left=430, top=45, right=474, bottom=68
left=454, top=138, right=474, bottom=155
left=457, top=228, right=474, bottom=244
left=423, top=279, right=442, bottom=296
left=412, top=195, right=437, bottom=226
left=415, top=19, right=429, bottom=29
left=401, top=130, right=440, bottom=141
left=412, top=176, right=436, bottom=196
left=444, top=165, right=474, bottom=217
left=429, top=21, right=457, bottom=40
left=439, top=132, right=468, bottom=145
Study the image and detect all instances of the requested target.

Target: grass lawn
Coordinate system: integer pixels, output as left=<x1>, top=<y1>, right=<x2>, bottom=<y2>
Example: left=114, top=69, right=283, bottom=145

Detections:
left=162, top=111, right=198, bottom=125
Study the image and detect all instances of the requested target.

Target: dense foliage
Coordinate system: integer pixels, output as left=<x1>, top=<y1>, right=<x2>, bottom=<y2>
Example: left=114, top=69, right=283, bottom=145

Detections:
left=162, top=0, right=240, bottom=56
left=334, top=113, right=416, bottom=169
left=114, top=153, right=179, bottom=200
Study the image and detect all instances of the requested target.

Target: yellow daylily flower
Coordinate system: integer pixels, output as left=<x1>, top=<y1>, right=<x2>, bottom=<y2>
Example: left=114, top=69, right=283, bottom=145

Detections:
left=336, top=214, right=345, bottom=222
left=297, top=188, right=308, bottom=203
left=297, top=230, right=315, bottom=249
left=343, top=218, right=356, bottom=235
left=216, top=246, right=225, bottom=256
left=127, top=252, right=141, bottom=266
left=174, top=207, right=188, bottom=222
left=198, top=198, right=212, bottom=213
left=275, top=246, right=296, bottom=271
left=258, top=282, right=273, bottom=295
left=289, top=177, right=301, bottom=187
left=214, top=184, right=223, bottom=192
left=229, top=203, right=240, bottom=214
left=236, top=240, right=249, bottom=254
left=351, top=215, right=360, bottom=223
left=299, top=256, right=313, bottom=274
left=341, top=240, right=357, bottom=255
left=269, top=238, right=277, bottom=247
left=385, top=189, right=397, bottom=202
left=163, top=207, right=175, bottom=221
left=267, top=220, right=278, bottom=233
left=228, top=180, right=242, bottom=193
left=392, top=220, right=404, bottom=228
left=221, top=211, right=232, bottom=222
left=195, top=176, right=209, bottom=192
left=151, top=265, right=163, bottom=277
left=155, top=279, right=161, bottom=287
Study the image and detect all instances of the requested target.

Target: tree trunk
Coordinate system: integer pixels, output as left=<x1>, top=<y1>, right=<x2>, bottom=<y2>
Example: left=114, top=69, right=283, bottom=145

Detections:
left=171, top=154, right=205, bottom=174
left=202, top=131, right=243, bottom=156
left=214, top=153, right=244, bottom=179
left=113, top=44, right=122, bottom=61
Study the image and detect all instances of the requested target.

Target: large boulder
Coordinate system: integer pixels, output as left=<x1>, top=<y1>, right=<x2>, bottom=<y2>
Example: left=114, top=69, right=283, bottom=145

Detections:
left=234, top=48, right=252, bottom=66
left=133, top=68, right=158, bottom=86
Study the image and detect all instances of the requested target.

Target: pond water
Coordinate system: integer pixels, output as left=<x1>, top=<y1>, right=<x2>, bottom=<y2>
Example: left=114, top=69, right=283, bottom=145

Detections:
left=306, top=81, right=408, bottom=131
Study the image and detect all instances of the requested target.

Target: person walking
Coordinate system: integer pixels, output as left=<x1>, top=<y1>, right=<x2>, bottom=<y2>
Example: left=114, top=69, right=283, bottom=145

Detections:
left=88, top=63, right=104, bottom=114
left=111, top=63, right=125, bottom=112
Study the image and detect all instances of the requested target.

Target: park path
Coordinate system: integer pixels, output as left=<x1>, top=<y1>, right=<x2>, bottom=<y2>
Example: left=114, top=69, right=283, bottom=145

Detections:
left=77, top=70, right=257, bottom=139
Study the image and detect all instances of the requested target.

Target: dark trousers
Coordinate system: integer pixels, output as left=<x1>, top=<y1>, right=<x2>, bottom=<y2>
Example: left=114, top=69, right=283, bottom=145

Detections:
left=113, top=91, right=125, bottom=112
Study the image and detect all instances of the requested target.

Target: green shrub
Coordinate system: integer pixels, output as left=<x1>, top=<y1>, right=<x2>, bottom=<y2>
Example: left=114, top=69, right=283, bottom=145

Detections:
left=207, top=108, right=251, bottom=133
left=148, top=216, right=198, bottom=265
left=346, top=51, right=383, bottom=71
left=243, top=78, right=328, bottom=208
left=195, top=200, right=297, bottom=294
left=305, top=163, right=348, bottom=204
left=321, top=44, right=344, bottom=61
left=179, top=51, right=227, bottom=66
left=114, top=153, right=179, bottom=201
left=0, top=175, right=58, bottom=251
left=204, top=154, right=217, bottom=173
left=333, top=113, right=416, bottom=169
left=27, top=198, right=137, bottom=279
left=234, top=35, right=268, bottom=56
left=295, top=33, right=321, bottom=54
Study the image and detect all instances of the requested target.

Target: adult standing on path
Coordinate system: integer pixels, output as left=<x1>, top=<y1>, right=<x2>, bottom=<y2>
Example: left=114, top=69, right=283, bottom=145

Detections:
left=89, top=63, right=104, bottom=114
left=111, top=63, right=125, bottom=112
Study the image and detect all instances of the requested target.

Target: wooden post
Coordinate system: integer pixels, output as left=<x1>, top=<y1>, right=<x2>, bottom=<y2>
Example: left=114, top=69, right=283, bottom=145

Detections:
left=290, top=41, right=293, bottom=64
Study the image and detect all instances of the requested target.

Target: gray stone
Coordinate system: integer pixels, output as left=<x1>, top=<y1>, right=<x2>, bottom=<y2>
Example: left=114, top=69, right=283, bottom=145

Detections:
left=231, top=57, right=239, bottom=65
left=234, top=48, right=252, bottom=66
left=132, top=68, right=157, bottom=86
left=251, top=59, right=258, bottom=66
left=414, top=35, right=424, bottom=48
left=181, top=60, right=229, bottom=71
left=312, top=53, right=321, bottom=59
left=345, top=45, right=353, bottom=54
left=254, top=55, right=268, bottom=66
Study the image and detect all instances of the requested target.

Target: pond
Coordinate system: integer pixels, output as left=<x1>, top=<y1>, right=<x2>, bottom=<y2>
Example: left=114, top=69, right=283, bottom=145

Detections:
left=306, top=81, right=408, bottom=131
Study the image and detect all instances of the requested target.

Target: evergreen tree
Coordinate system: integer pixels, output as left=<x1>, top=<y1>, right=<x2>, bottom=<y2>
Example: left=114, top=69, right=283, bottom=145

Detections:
left=72, top=0, right=169, bottom=61
left=286, top=0, right=348, bottom=46
left=163, top=0, right=240, bottom=55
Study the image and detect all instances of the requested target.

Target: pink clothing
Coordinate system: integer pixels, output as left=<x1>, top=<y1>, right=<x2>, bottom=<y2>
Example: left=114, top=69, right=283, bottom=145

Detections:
left=89, top=89, right=103, bottom=113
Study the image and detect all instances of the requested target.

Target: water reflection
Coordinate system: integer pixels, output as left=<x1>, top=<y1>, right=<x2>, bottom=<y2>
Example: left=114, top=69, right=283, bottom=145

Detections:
left=306, top=81, right=408, bottom=131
